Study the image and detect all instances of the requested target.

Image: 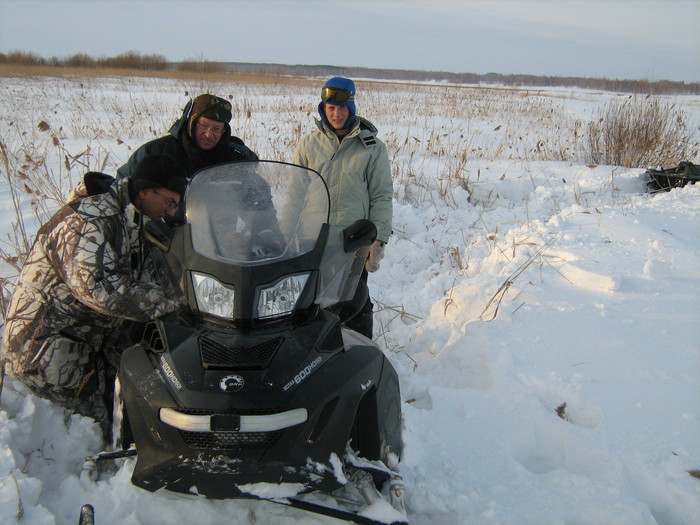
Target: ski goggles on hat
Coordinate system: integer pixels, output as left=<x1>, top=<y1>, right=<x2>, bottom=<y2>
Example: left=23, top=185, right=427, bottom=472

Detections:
left=321, top=86, right=354, bottom=104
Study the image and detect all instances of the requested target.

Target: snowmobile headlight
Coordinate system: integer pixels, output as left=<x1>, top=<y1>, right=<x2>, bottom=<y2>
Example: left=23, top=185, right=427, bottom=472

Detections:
left=257, top=273, right=310, bottom=319
left=192, top=272, right=235, bottom=319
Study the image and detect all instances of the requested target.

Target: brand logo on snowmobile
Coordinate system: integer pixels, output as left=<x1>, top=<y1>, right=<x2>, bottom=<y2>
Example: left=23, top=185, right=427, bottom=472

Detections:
left=219, top=374, right=245, bottom=392
left=159, top=356, right=183, bottom=390
left=283, top=356, right=322, bottom=392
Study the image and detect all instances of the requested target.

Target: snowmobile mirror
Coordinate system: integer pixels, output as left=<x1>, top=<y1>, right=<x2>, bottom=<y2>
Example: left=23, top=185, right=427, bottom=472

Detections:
left=144, top=219, right=174, bottom=252
left=343, top=219, right=377, bottom=253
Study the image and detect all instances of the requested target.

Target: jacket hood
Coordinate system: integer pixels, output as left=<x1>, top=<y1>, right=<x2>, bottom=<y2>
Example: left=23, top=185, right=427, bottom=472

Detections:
left=168, top=102, right=190, bottom=138
left=71, top=178, right=131, bottom=220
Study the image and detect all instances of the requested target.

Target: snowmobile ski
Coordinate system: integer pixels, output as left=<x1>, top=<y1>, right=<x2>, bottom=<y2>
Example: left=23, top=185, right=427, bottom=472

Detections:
left=266, top=463, right=408, bottom=524
left=75, top=497, right=406, bottom=525
left=85, top=448, right=137, bottom=462
left=282, top=496, right=409, bottom=525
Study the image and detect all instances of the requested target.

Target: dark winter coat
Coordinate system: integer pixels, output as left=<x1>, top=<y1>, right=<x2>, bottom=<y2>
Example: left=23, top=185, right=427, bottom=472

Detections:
left=116, top=104, right=258, bottom=180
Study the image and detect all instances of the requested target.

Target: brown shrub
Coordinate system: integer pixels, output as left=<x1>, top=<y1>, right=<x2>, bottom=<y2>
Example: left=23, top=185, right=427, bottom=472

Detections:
left=585, top=95, right=698, bottom=168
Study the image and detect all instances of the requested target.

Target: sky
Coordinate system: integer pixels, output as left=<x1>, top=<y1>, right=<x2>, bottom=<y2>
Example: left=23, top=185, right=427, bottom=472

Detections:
left=1, top=0, right=699, bottom=82
left=0, top=75, right=699, bottom=524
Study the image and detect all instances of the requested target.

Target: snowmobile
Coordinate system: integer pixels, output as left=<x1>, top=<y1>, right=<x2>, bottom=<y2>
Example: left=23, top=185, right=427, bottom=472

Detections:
left=86, top=160, right=407, bottom=525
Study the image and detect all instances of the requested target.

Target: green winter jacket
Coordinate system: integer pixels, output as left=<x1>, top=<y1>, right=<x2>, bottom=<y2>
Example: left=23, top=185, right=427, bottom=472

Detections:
left=292, top=116, right=393, bottom=243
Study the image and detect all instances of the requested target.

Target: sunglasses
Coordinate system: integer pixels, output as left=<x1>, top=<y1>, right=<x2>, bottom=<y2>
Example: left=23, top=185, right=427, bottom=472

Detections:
left=321, top=86, right=354, bottom=104
left=153, top=189, right=180, bottom=211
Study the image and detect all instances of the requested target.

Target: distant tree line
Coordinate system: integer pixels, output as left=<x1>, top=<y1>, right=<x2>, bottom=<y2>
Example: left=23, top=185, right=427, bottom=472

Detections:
left=0, top=50, right=224, bottom=73
left=0, top=50, right=169, bottom=70
left=1, top=50, right=697, bottom=95
left=225, top=62, right=700, bottom=95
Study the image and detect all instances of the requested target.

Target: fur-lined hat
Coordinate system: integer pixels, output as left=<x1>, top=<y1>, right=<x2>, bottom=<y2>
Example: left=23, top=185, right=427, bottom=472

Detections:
left=187, top=94, right=232, bottom=138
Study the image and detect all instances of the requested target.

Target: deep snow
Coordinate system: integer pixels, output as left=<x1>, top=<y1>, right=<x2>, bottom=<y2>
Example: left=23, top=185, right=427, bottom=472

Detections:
left=0, top=75, right=698, bottom=525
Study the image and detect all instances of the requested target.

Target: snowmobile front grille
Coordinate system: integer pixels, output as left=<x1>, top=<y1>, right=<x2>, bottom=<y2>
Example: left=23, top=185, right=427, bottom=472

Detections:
left=199, top=336, right=282, bottom=369
left=176, top=408, right=284, bottom=450
left=180, top=429, right=282, bottom=450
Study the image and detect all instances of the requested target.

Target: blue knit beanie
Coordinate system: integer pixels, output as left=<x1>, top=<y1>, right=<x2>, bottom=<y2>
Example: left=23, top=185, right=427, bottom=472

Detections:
left=318, top=77, right=356, bottom=129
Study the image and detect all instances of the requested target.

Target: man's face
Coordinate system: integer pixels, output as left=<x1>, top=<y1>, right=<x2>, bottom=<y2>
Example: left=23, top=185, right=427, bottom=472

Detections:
left=137, top=187, right=181, bottom=218
left=324, top=103, right=350, bottom=130
left=194, top=116, right=225, bottom=150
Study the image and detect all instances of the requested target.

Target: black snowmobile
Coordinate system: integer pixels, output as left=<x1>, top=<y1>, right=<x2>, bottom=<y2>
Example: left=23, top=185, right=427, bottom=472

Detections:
left=88, top=161, right=407, bottom=525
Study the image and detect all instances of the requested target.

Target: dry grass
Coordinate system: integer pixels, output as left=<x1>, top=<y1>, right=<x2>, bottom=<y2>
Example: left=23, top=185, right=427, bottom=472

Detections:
left=1, top=70, right=698, bottom=319
left=585, top=95, right=698, bottom=168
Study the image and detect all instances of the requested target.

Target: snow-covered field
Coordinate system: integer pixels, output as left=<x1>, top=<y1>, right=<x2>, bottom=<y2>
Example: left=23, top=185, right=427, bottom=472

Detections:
left=0, top=74, right=699, bottom=525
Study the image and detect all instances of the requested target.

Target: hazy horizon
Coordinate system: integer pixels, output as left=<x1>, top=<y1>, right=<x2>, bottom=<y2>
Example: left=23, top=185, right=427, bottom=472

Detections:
left=1, top=1, right=698, bottom=83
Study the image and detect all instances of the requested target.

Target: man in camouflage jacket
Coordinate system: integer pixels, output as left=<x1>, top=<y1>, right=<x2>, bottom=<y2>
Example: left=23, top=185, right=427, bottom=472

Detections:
left=1, top=154, right=188, bottom=435
left=117, top=93, right=258, bottom=180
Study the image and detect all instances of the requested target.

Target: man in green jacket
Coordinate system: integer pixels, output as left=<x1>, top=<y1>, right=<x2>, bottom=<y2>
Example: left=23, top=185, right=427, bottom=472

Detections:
left=292, top=77, right=393, bottom=339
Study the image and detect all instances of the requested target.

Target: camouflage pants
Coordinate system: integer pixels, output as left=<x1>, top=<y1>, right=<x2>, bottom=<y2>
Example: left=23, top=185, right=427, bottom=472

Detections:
left=9, top=325, right=128, bottom=438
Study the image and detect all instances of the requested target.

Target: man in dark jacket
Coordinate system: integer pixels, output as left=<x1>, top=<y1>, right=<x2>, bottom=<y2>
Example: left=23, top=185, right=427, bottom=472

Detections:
left=117, top=94, right=257, bottom=179
left=1, top=154, right=188, bottom=436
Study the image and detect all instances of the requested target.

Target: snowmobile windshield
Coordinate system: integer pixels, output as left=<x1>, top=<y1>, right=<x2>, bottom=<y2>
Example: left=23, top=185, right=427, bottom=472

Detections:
left=185, top=161, right=329, bottom=265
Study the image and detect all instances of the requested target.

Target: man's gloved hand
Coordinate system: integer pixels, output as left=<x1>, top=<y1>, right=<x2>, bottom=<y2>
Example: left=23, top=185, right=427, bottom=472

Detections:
left=365, top=240, right=385, bottom=273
